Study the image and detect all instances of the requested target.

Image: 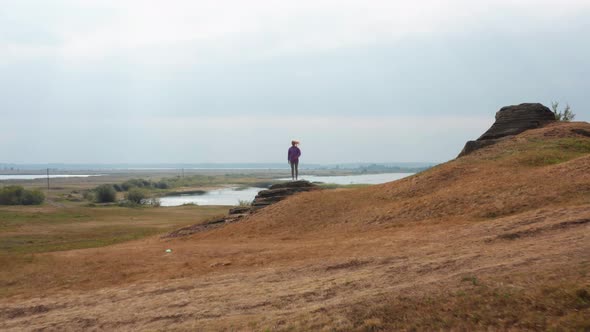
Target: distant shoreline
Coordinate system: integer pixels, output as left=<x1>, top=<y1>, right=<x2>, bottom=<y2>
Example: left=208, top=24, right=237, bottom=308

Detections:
left=0, top=163, right=435, bottom=177
left=0, top=162, right=436, bottom=171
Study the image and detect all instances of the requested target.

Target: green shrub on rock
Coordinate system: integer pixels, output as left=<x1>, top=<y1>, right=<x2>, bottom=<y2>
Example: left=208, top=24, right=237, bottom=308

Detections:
left=552, top=102, right=576, bottom=121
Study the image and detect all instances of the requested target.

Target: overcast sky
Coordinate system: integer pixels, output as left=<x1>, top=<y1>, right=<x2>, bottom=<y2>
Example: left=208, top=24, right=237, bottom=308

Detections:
left=1, top=0, right=589, bottom=164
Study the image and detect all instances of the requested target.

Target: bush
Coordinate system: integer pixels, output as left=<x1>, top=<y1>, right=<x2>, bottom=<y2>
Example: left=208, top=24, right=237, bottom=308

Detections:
left=154, top=181, right=169, bottom=189
left=552, top=102, right=576, bottom=121
left=0, top=186, right=45, bottom=205
left=82, top=191, right=95, bottom=201
left=122, top=178, right=153, bottom=191
left=0, top=186, right=23, bottom=205
left=21, top=189, right=45, bottom=205
left=94, top=184, right=117, bottom=203
left=126, top=188, right=147, bottom=204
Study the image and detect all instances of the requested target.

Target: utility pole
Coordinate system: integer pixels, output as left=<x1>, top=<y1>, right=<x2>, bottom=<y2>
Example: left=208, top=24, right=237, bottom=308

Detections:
left=46, top=168, right=50, bottom=190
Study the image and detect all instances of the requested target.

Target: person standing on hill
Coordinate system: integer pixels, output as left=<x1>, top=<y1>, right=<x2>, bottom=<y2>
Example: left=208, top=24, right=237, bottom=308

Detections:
left=288, top=140, right=301, bottom=181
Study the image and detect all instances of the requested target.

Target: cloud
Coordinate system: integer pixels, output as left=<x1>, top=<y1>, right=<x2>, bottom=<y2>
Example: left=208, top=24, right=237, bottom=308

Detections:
left=141, top=114, right=490, bottom=131
left=1, top=1, right=588, bottom=163
left=2, top=0, right=589, bottom=63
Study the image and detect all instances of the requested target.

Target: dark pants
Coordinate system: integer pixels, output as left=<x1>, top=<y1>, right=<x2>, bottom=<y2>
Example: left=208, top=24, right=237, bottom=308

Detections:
left=290, top=160, right=299, bottom=180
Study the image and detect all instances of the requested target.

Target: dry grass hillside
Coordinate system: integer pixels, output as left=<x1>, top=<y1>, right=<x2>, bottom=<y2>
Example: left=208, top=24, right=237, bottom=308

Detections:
left=1, top=122, right=590, bottom=331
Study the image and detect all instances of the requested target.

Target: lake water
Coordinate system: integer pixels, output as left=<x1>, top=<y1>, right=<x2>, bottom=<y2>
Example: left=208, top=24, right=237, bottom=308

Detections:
left=0, top=174, right=102, bottom=180
left=160, top=187, right=262, bottom=207
left=160, top=173, right=414, bottom=207
left=279, top=173, right=414, bottom=185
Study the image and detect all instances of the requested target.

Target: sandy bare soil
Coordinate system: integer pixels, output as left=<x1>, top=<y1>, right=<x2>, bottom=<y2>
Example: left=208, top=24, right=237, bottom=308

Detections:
left=1, top=122, right=589, bottom=331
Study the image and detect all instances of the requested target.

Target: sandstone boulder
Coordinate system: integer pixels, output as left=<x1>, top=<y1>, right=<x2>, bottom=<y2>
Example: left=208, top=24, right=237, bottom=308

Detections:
left=226, top=180, right=319, bottom=215
left=459, top=103, right=555, bottom=157
left=251, top=180, right=319, bottom=210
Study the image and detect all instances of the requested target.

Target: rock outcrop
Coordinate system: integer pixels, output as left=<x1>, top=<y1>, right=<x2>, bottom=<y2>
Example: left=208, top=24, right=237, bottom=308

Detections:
left=459, top=103, right=556, bottom=157
left=228, top=181, right=319, bottom=218
left=251, top=180, right=319, bottom=209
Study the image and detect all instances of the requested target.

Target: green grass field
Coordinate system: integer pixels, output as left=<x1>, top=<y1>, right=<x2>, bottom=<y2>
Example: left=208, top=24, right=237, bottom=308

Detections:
left=0, top=204, right=229, bottom=298
left=0, top=205, right=228, bottom=255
